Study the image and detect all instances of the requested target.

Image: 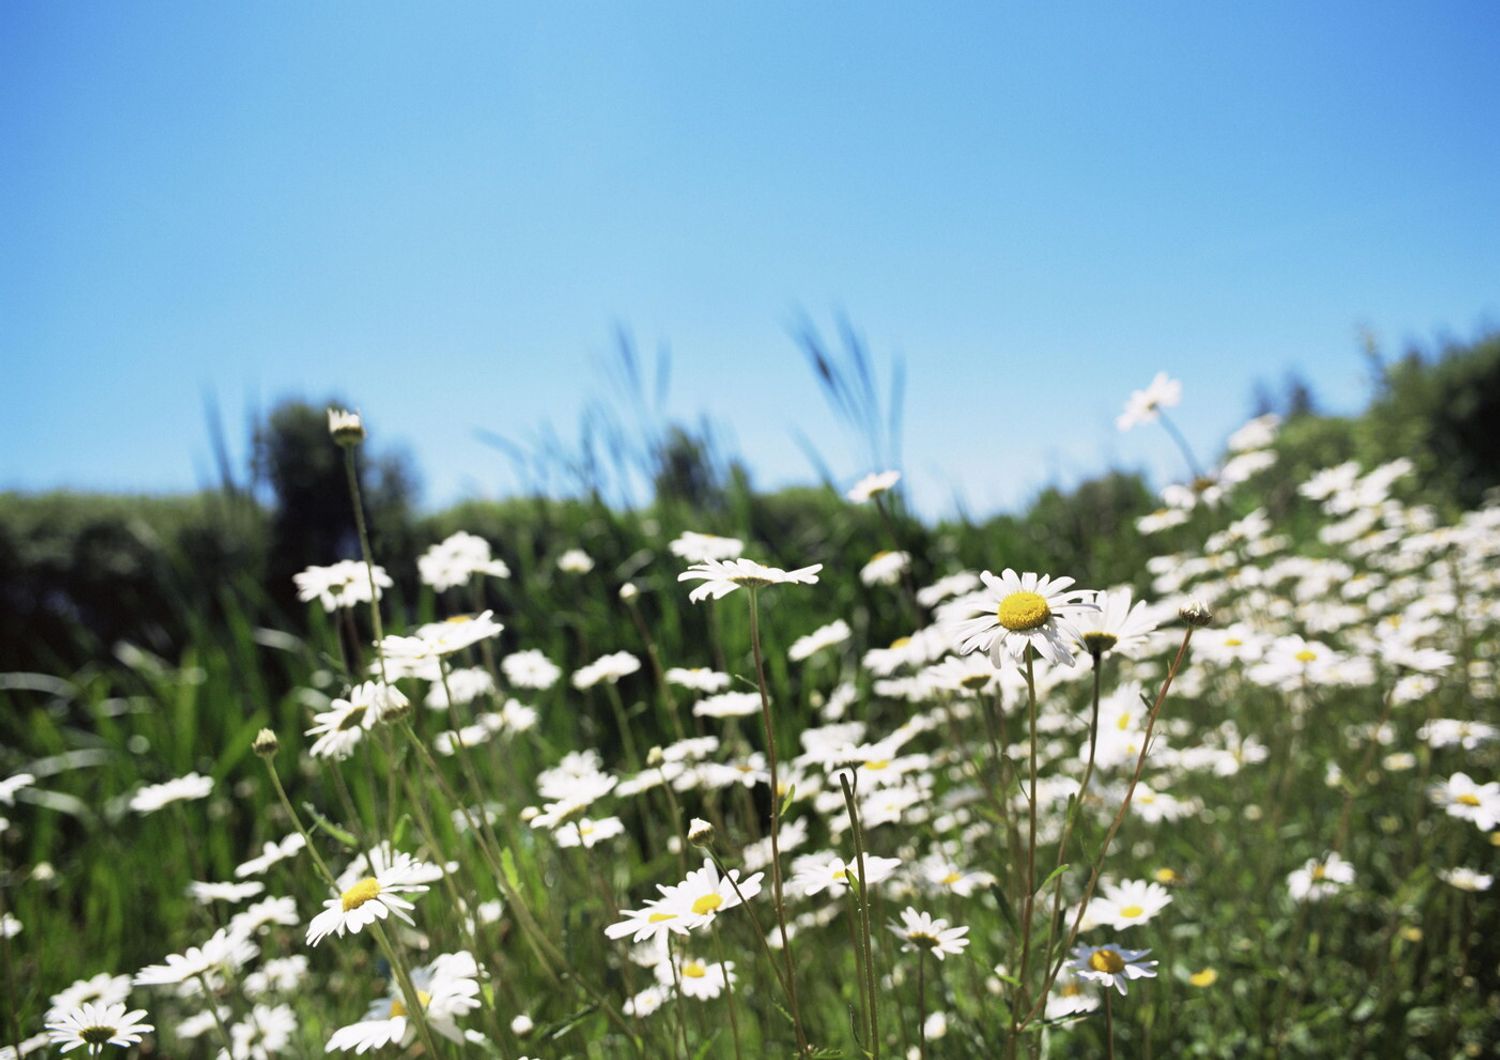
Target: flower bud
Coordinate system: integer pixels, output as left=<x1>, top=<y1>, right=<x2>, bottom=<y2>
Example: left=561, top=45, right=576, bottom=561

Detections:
left=252, top=728, right=280, bottom=758
left=1178, top=599, right=1214, bottom=628
left=327, top=408, right=365, bottom=447
left=687, top=817, right=715, bottom=846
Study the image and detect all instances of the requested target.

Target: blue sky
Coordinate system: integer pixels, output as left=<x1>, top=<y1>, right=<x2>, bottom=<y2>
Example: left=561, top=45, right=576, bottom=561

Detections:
left=4, top=2, right=1497, bottom=516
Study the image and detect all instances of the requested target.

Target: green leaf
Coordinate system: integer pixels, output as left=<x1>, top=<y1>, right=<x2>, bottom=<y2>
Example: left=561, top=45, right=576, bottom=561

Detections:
left=303, top=803, right=358, bottom=848
left=1036, top=862, right=1070, bottom=896
left=501, top=846, right=522, bottom=894
left=779, top=782, right=798, bottom=817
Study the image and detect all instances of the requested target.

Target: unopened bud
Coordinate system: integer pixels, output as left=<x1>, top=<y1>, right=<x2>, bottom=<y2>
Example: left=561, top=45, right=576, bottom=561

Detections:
left=252, top=728, right=280, bottom=758
left=687, top=818, right=715, bottom=846
left=646, top=746, right=664, bottom=767
left=327, top=408, right=365, bottom=447
left=618, top=582, right=639, bottom=603
left=1179, top=600, right=1214, bottom=628
left=510, top=1014, right=534, bottom=1038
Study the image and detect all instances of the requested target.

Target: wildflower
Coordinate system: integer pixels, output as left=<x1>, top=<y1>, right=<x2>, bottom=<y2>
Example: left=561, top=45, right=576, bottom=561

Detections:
left=654, top=955, right=736, bottom=1000
left=46, top=1002, right=153, bottom=1056
left=557, top=548, right=595, bottom=574
left=129, top=772, right=213, bottom=815
left=1116, top=372, right=1181, bottom=431
left=605, top=902, right=693, bottom=944
left=1286, top=852, right=1356, bottom=902
left=916, top=570, right=981, bottom=608
left=135, top=927, right=259, bottom=987
left=1070, top=943, right=1158, bottom=994
left=656, top=858, right=764, bottom=929
left=788, top=619, right=852, bottom=662
left=229, top=896, right=300, bottom=938
left=572, top=651, right=643, bottom=690
left=424, top=667, right=495, bottom=710
left=327, top=408, right=365, bottom=445
left=47, top=975, right=133, bottom=1023
left=1089, top=879, right=1173, bottom=930
left=407, top=611, right=505, bottom=656
left=666, top=667, right=732, bottom=693
left=294, top=559, right=390, bottom=612
left=847, top=470, right=901, bottom=503
left=1419, top=719, right=1498, bottom=752
left=1044, top=969, right=1100, bottom=1019
left=1430, top=773, right=1500, bottom=831
left=243, top=956, right=309, bottom=999
left=917, top=854, right=996, bottom=898
left=187, top=880, right=264, bottom=904
left=692, top=690, right=761, bottom=719
left=888, top=907, right=970, bottom=960
left=669, top=531, right=746, bottom=563
left=325, top=951, right=482, bottom=1052
left=950, top=569, right=1097, bottom=667
left=306, top=857, right=433, bottom=946
left=624, top=984, right=669, bottom=1017
left=306, top=691, right=383, bottom=761
left=418, top=531, right=510, bottom=591
left=1188, top=968, right=1219, bottom=987
left=503, top=649, right=562, bottom=690
left=688, top=818, right=715, bottom=845
left=798, top=851, right=900, bottom=899
left=251, top=728, right=280, bottom=758
left=553, top=816, right=626, bottom=849
left=677, top=558, right=823, bottom=602
left=1072, top=587, right=1163, bottom=657
left=1438, top=867, right=1493, bottom=892
left=860, top=550, right=910, bottom=587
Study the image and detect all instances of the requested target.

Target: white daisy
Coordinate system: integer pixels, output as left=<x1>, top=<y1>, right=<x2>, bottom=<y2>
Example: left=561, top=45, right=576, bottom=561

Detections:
left=1116, top=372, right=1182, bottom=431
left=889, top=907, right=970, bottom=960
left=325, top=951, right=482, bottom=1052
left=669, top=531, right=746, bottom=563
left=788, top=619, right=853, bottom=662
left=557, top=548, right=595, bottom=574
left=677, top=558, right=823, bottom=603
left=418, top=531, right=510, bottom=591
left=129, top=773, right=213, bottom=815
left=950, top=569, right=1097, bottom=667
left=1286, top=852, right=1356, bottom=902
left=1070, top=943, right=1158, bottom=994
left=860, top=550, right=910, bottom=587
left=306, top=857, right=433, bottom=947
left=135, top=928, right=258, bottom=987
left=847, top=470, right=901, bottom=503
left=1088, top=879, right=1173, bottom=930
left=47, top=974, right=133, bottom=1023
left=234, top=834, right=307, bottom=878
left=46, top=1002, right=153, bottom=1056
left=665, top=667, right=733, bottom=693
left=572, top=651, right=642, bottom=690
left=502, top=649, right=562, bottom=690
left=1430, top=773, right=1500, bottom=831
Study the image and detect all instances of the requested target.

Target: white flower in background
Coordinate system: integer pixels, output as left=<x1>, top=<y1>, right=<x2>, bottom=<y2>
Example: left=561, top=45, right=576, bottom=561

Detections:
left=234, top=834, right=306, bottom=878
left=1419, top=719, right=1498, bottom=751
left=1088, top=879, right=1173, bottom=930
left=847, top=469, right=901, bottom=503
left=1286, top=852, right=1355, bottom=902
left=392, top=611, right=504, bottom=657
left=187, top=880, right=264, bottom=905
left=1116, top=372, right=1182, bottom=431
left=678, top=558, right=823, bottom=602
left=135, top=927, right=258, bottom=987
left=788, top=620, right=852, bottom=662
left=1071, top=587, right=1162, bottom=658
left=654, top=955, right=736, bottom=1000
left=666, top=667, right=732, bottom=693
left=294, top=560, right=391, bottom=612
left=47, top=975, right=133, bottom=1023
left=226, top=1002, right=297, bottom=1059
left=916, top=571, right=981, bottom=608
left=889, top=907, right=970, bottom=960
left=789, top=853, right=904, bottom=899
left=228, top=896, right=300, bottom=939
left=860, top=550, right=910, bottom=587
left=46, top=1002, right=153, bottom=1056
left=424, top=666, right=496, bottom=710
left=553, top=816, right=626, bottom=849
left=1226, top=413, right=1280, bottom=452
left=503, top=649, right=562, bottom=690
left=573, top=651, right=642, bottom=690
left=1070, top=943, right=1158, bottom=994
left=1430, top=773, right=1500, bottom=831
left=557, top=549, right=595, bottom=574
left=692, top=691, right=761, bottom=719
left=1438, top=868, right=1493, bottom=892
left=326, top=951, right=481, bottom=1052
left=326, top=408, right=364, bottom=443
left=129, top=773, right=213, bottom=815
left=418, top=531, right=510, bottom=591
left=669, top=531, right=746, bottom=563
left=950, top=569, right=1097, bottom=667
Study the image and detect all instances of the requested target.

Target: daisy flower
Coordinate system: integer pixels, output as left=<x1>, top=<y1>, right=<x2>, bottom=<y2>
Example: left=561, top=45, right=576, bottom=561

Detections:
left=787, top=619, right=852, bottom=662
left=950, top=569, right=1097, bottom=668
left=135, top=928, right=258, bottom=988
left=129, top=772, right=213, bottom=815
left=572, top=651, right=643, bottom=690
left=888, top=907, right=970, bottom=960
left=1116, top=372, right=1182, bottom=432
left=187, top=880, right=264, bottom=904
left=692, top=691, right=762, bottom=719
left=326, top=951, right=482, bottom=1052
left=1070, top=943, right=1158, bottom=995
left=1286, top=852, right=1356, bottom=902
left=669, top=531, right=746, bottom=563
left=677, top=558, right=823, bottom=603
left=860, top=550, right=910, bottom=587
left=847, top=469, right=901, bottom=503
left=46, top=1002, right=153, bottom=1056
left=791, top=852, right=903, bottom=898
left=666, top=667, right=733, bottom=693
left=1072, top=587, right=1163, bottom=658
left=605, top=902, right=694, bottom=944
left=418, top=531, right=510, bottom=591
left=47, top=975, right=133, bottom=1022
left=502, top=649, right=562, bottom=690
left=1430, top=773, right=1500, bottom=831
left=557, top=548, right=595, bottom=574
left=654, top=955, right=736, bottom=1000
left=408, top=611, right=505, bottom=656
left=1439, top=867, right=1493, bottom=892
left=226, top=1002, right=297, bottom=1058
left=234, top=833, right=307, bottom=878
left=306, top=856, right=433, bottom=946
left=553, top=816, right=626, bottom=849
left=294, top=560, right=390, bottom=612
left=656, top=858, right=764, bottom=929
left=1088, top=879, right=1173, bottom=930
left=229, top=896, right=300, bottom=938
left=916, top=571, right=981, bottom=608
left=306, top=695, right=378, bottom=761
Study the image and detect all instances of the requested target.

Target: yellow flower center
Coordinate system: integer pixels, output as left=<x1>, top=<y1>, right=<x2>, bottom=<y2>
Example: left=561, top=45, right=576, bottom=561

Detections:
left=1223, top=637, right=1243, bottom=647
left=691, top=893, right=724, bottom=915
left=340, top=877, right=382, bottom=911
left=1120, top=904, right=1145, bottom=919
left=1399, top=925, right=1423, bottom=942
left=389, top=990, right=431, bottom=1017
left=889, top=636, right=912, bottom=649
left=444, top=614, right=475, bottom=624
left=1088, top=949, right=1126, bottom=974
left=1310, top=866, right=1327, bottom=881
left=832, top=867, right=848, bottom=882
left=1061, top=982, right=1083, bottom=998
left=1189, top=969, right=1218, bottom=988
left=941, top=872, right=963, bottom=886
left=1154, top=868, right=1178, bottom=884
left=1294, top=649, right=1318, bottom=663
left=682, top=960, right=708, bottom=979
left=80, top=1027, right=117, bottom=1046
left=870, top=550, right=891, bottom=561
left=1116, top=713, right=1133, bottom=732
left=998, top=591, right=1051, bottom=632
left=648, top=912, right=677, bottom=923
left=864, top=759, right=891, bottom=771
left=1083, top=631, right=1118, bottom=654
left=1456, top=793, right=1481, bottom=807
left=578, top=821, right=596, bottom=835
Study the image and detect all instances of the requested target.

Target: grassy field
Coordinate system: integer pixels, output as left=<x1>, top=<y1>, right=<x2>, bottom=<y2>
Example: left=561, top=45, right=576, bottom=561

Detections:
left=2, top=383, right=1497, bottom=1058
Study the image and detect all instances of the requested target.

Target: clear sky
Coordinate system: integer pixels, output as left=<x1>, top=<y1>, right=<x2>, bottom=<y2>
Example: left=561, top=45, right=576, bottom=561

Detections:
left=4, top=2, right=1497, bottom=516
